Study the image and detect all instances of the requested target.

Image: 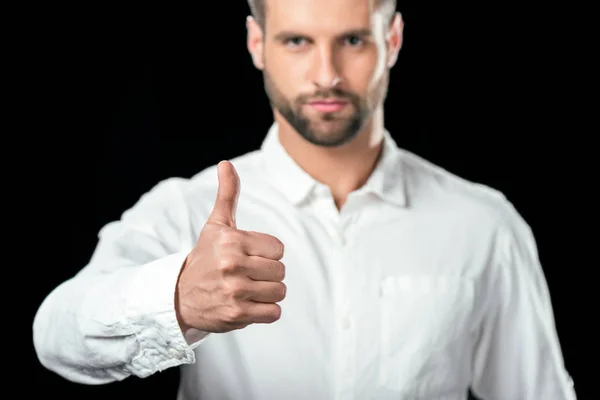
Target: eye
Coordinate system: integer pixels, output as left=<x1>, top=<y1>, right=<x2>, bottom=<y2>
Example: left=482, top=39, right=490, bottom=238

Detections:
left=344, top=35, right=363, bottom=47
left=285, top=37, right=308, bottom=48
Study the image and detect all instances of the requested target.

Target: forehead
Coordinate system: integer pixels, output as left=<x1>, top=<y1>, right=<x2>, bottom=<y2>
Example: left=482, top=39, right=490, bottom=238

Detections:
left=265, top=0, right=380, bottom=32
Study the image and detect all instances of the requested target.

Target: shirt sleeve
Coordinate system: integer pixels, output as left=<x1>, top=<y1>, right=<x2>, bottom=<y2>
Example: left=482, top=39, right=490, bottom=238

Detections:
left=469, top=202, right=577, bottom=399
left=32, top=178, right=210, bottom=384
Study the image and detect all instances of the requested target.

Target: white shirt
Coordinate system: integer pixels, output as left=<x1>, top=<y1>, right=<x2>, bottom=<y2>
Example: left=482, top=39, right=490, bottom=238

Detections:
left=33, top=123, right=576, bottom=399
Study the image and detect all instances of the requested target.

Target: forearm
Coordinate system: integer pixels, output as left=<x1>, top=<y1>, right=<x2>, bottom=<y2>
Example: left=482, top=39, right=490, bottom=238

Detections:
left=33, top=251, right=199, bottom=384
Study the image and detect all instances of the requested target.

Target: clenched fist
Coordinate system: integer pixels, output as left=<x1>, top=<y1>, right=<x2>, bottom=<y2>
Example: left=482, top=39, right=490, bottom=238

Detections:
left=175, top=161, right=286, bottom=334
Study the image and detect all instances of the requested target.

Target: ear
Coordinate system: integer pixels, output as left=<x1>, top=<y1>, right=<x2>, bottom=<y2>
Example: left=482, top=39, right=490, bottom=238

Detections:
left=386, top=12, right=404, bottom=68
left=247, top=16, right=265, bottom=70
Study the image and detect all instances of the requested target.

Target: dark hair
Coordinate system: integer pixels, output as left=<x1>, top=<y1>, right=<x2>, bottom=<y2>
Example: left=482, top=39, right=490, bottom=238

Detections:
left=247, top=0, right=397, bottom=30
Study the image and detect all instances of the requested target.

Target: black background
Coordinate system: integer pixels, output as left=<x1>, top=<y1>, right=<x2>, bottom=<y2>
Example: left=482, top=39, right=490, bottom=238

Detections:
left=26, top=1, right=590, bottom=398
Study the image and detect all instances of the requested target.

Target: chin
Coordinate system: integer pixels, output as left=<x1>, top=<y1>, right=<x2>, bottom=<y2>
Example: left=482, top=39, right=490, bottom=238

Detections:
left=304, top=127, right=360, bottom=148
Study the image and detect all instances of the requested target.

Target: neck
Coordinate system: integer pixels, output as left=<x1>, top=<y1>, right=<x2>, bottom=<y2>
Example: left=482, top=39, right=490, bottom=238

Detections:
left=276, top=108, right=385, bottom=210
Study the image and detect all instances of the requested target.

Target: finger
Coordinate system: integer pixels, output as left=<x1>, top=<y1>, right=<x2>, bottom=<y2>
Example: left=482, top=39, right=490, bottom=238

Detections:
left=242, top=256, right=285, bottom=282
left=244, top=280, right=287, bottom=303
left=245, top=302, right=282, bottom=324
left=220, top=302, right=280, bottom=328
left=241, top=231, right=285, bottom=260
left=207, top=161, right=240, bottom=228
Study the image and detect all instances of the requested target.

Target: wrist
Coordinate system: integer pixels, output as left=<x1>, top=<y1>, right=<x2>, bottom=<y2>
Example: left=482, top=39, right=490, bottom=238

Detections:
left=175, top=253, right=192, bottom=334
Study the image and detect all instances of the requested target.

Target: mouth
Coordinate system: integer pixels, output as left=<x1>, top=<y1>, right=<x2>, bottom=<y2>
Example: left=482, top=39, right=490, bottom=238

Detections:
left=308, top=99, right=349, bottom=113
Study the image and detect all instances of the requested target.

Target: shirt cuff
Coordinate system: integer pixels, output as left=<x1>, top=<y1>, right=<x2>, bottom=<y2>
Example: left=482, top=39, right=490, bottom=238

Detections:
left=124, top=251, right=211, bottom=376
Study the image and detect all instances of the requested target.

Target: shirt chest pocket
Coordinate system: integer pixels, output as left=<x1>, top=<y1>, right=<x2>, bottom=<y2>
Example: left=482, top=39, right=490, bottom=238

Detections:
left=377, top=275, right=475, bottom=397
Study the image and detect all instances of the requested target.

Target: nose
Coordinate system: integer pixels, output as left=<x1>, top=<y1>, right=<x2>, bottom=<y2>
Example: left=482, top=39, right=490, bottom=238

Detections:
left=311, top=46, right=341, bottom=89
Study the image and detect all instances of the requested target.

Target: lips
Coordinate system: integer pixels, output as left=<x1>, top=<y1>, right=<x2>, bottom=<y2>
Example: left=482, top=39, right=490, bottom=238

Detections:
left=308, top=99, right=348, bottom=113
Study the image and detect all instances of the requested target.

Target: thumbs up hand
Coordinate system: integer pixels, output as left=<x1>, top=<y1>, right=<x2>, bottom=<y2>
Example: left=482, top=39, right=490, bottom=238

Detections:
left=175, top=161, right=286, bottom=334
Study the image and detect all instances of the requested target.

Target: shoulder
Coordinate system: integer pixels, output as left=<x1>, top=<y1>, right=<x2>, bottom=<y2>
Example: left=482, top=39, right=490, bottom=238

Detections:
left=109, top=150, right=262, bottom=239
left=399, top=149, right=535, bottom=251
left=398, top=149, right=542, bottom=292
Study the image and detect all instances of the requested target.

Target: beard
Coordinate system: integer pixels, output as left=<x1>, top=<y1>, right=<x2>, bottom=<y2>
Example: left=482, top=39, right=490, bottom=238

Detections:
left=262, top=68, right=389, bottom=148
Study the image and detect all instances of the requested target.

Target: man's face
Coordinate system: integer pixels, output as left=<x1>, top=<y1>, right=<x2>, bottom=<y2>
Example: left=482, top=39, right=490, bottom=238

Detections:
left=248, top=0, right=402, bottom=147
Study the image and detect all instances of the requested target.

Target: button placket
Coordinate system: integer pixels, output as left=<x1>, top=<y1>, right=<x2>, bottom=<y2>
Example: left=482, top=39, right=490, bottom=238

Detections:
left=333, top=213, right=356, bottom=400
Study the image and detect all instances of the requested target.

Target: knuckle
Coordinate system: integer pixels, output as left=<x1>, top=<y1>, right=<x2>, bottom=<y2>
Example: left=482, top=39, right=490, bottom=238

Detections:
left=218, top=255, right=240, bottom=273
left=223, top=305, right=245, bottom=323
left=221, top=280, right=244, bottom=299
left=219, top=229, right=243, bottom=246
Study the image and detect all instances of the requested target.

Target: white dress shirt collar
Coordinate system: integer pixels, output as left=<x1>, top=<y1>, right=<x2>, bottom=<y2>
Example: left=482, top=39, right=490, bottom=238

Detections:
left=260, top=122, right=408, bottom=207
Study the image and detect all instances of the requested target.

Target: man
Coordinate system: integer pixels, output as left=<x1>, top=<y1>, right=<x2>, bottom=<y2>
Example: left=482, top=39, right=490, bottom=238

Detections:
left=33, top=0, right=576, bottom=399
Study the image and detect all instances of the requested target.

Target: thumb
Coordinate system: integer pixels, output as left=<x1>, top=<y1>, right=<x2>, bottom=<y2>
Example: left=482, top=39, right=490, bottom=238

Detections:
left=207, top=160, right=241, bottom=227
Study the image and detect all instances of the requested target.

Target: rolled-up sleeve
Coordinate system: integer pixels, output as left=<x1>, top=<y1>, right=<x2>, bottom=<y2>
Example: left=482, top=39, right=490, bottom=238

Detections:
left=33, top=178, right=210, bottom=384
left=470, top=204, right=576, bottom=399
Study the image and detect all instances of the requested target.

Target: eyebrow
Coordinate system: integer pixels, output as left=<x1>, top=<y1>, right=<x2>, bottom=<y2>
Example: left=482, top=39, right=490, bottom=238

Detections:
left=274, top=29, right=373, bottom=42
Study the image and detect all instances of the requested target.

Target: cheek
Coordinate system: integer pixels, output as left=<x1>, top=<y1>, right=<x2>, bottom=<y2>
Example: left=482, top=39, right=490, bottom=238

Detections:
left=267, top=58, right=304, bottom=96
left=341, top=52, right=383, bottom=93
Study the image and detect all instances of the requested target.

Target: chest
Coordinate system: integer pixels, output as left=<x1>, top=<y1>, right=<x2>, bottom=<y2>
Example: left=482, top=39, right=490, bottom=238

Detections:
left=194, top=198, right=486, bottom=397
